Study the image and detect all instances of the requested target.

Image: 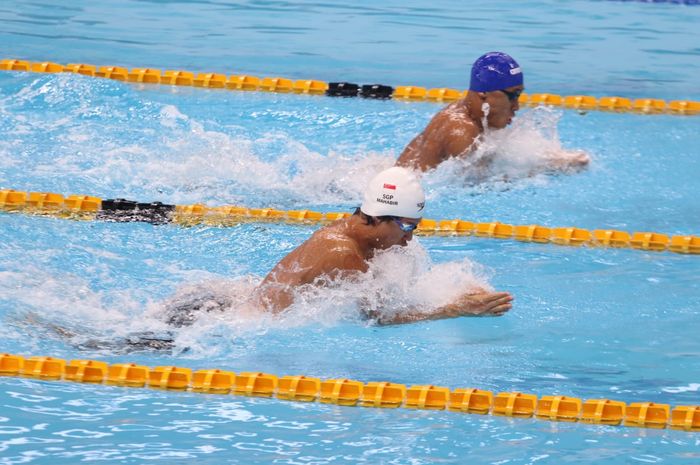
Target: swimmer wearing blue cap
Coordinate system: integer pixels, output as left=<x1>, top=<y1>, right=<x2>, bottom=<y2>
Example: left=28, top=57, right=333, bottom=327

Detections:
left=396, top=52, right=589, bottom=171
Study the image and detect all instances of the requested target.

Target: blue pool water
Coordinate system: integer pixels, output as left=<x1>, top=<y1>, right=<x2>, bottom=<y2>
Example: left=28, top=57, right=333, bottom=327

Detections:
left=1, top=1, right=699, bottom=464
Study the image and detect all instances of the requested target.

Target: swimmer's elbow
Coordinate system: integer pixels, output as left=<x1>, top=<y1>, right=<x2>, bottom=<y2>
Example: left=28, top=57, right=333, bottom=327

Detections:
left=395, top=154, right=424, bottom=171
left=253, top=284, right=294, bottom=314
left=395, top=157, right=409, bottom=168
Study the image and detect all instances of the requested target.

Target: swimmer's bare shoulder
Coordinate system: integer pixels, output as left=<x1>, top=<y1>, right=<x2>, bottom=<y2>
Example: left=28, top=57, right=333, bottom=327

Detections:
left=303, top=223, right=369, bottom=278
left=397, top=100, right=481, bottom=171
left=440, top=103, right=481, bottom=158
left=256, top=220, right=367, bottom=311
left=268, top=222, right=367, bottom=281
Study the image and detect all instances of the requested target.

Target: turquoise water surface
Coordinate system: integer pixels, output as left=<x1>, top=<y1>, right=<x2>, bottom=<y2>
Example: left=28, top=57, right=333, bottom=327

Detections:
left=1, top=1, right=699, bottom=464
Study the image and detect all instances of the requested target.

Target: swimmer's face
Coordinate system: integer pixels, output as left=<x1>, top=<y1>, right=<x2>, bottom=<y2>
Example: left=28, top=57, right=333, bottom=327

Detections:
left=483, top=85, right=523, bottom=129
left=373, top=217, right=420, bottom=248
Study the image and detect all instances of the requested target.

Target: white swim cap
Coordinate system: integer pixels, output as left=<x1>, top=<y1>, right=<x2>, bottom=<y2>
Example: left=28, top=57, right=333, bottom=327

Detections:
left=360, top=167, right=425, bottom=219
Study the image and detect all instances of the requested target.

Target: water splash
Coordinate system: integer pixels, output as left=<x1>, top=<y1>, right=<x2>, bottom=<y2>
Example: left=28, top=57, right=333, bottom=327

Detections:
left=426, top=106, right=589, bottom=190
left=2, top=74, right=588, bottom=211
left=3, top=239, right=492, bottom=356
left=144, top=240, right=492, bottom=355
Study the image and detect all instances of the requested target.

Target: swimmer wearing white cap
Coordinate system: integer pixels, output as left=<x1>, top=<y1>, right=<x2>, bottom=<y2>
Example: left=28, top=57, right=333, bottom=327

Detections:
left=396, top=52, right=589, bottom=172
left=255, top=167, right=513, bottom=324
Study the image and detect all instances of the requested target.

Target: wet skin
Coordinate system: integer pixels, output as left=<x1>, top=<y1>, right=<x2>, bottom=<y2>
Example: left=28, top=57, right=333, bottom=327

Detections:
left=396, top=85, right=589, bottom=172
left=255, top=214, right=513, bottom=324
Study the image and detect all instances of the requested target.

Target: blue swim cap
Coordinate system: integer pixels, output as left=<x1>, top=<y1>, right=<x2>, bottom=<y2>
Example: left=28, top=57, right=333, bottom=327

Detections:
left=469, top=52, right=523, bottom=92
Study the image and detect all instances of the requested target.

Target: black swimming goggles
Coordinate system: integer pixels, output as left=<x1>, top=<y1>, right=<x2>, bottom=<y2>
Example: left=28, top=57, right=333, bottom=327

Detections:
left=500, top=88, right=523, bottom=102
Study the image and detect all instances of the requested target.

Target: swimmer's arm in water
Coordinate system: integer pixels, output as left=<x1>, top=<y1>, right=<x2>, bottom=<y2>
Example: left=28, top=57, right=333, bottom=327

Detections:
left=545, top=149, right=590, bottom=171
left=367, top=290, right=513, bottom=325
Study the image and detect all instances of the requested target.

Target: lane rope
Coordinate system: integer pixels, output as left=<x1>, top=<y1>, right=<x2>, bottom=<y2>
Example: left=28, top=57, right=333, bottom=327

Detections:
left=1, top=353, right=697, bottom=432
left=2, top=59, right=699, bottom=116
left=608, top=0, right=700, bottom=4
left=1, top=189, right=698, bottom=255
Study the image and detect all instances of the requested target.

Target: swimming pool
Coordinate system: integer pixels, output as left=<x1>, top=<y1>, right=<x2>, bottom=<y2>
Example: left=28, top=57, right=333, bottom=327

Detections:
left=1, top=0, right=699, bottom=463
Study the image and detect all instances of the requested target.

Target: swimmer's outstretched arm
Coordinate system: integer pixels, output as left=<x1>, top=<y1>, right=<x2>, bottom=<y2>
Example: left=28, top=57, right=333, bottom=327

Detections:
left=254, top=282, right=294, bottom=313
left=371, top=291, right=513, bottom=325
left=545, top=149, right=590, bottom=171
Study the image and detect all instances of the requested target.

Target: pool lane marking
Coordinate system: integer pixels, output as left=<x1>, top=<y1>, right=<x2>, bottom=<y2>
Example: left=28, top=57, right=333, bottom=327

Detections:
left=1, top=189, right=699, bottom=255
left=0, top=354, right=698, bottom=431
left=1, top=59, right=699, bottom=116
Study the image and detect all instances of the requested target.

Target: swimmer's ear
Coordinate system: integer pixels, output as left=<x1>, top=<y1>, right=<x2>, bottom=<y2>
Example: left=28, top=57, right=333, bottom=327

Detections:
left=477, top=92, right=488, bottom=100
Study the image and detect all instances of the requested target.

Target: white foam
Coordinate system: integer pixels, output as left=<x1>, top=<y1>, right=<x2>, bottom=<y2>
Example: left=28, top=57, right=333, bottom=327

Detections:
left=157, top=239, right=492, bottom=353
left=424, top=106, right=590, bottom=194
left=2, top=76, right=588, bottom=210
left=97, top=105, right=587, bottom=206
left=73, top=114, right=395, bottom=206
left=0, top=268, right=134, bottom=326
left=2, top=236, right=492, bottom=355
left=662, top=383, right=700, bottom=394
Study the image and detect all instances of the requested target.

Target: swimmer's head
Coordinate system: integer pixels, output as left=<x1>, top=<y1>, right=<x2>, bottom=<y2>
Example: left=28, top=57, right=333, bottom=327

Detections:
left=469, top=52, right=524, bottom=129
left=469, top=52, right=523, bottom=92
left=360, top=167, right=425, bottom=220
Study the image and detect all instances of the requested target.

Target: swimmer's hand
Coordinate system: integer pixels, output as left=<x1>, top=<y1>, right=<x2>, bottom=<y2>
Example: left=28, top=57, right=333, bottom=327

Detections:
left=372, top=291, right=513, bottom=325
left=545, top=149, right=590, bottom=171
left=440, top=291, right=513, bottom=317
